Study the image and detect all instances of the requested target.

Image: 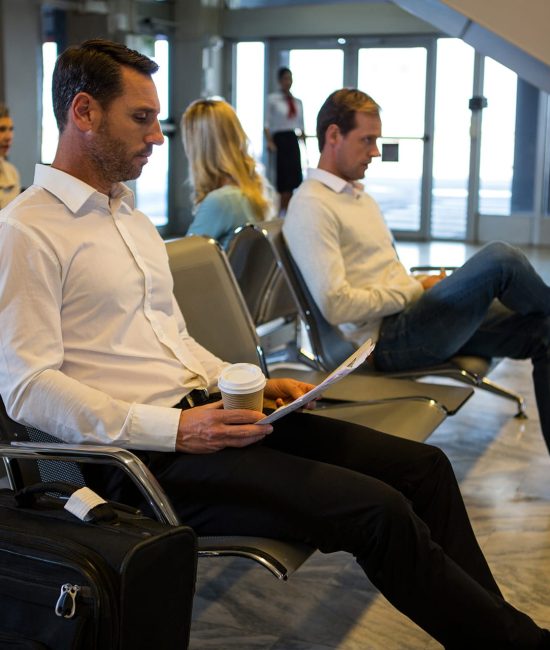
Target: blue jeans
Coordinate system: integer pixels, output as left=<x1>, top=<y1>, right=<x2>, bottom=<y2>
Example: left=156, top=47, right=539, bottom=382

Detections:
left=373, top=242, right=550, bottom=450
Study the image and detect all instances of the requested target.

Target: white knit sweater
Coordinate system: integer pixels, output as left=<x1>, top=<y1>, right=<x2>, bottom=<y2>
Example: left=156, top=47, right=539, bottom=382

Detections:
left=284, top=168, right=423, bottom=346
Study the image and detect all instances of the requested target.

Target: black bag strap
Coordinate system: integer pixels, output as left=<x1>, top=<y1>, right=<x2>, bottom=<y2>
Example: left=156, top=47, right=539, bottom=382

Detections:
left=14, top=482, right=119, bottom=523
left=15, top=481, right=78, bottom=504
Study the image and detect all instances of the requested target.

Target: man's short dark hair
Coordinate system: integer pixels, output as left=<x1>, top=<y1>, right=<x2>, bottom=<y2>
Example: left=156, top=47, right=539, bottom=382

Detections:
left=316, top=88, right=380, bottom=152
left=277, top=66, right=292, bottom=81
left=0, top=103, right=10, bottom=119
left=52, top=39, right=159, bottom=132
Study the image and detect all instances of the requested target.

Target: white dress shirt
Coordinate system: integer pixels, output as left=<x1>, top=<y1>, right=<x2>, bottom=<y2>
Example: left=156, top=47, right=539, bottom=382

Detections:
left=0, top=164, right=229, bottom=451
left=265, top=92, right=304, bottom=134
left=0, top=158, right=20, bottom=208
left=283, top=168, right=423, bottom=346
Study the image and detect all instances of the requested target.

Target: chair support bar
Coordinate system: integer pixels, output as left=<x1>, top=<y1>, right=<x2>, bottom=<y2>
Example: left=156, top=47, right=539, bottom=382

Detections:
left=317, top=395, right=448, bottom=414
left=0, top=442, right=181, bottom=526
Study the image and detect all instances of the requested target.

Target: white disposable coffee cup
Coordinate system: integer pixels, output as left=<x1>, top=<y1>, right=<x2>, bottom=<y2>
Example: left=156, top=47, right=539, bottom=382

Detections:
left=218, top=363, right=266, bottom=411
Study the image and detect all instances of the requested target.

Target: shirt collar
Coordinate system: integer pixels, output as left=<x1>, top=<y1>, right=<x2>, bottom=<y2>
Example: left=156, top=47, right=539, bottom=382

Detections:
left=33, top=164, right=135, bottom=215
left=307, top=167, right=364, bottom=197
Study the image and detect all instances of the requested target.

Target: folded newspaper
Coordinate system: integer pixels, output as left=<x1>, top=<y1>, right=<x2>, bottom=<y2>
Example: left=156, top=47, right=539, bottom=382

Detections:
left=260, top=338, right=376, bottom=424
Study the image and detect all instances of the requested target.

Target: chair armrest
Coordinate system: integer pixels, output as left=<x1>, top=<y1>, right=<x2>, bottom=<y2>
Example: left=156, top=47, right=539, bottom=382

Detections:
left=0, top=442, right=180, bottom=526
left=410, top=265, right=459, bottom=273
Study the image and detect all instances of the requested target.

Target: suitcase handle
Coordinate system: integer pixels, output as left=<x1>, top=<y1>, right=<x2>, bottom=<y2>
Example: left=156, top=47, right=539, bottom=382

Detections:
left=14, top=482, right=119, bottom=523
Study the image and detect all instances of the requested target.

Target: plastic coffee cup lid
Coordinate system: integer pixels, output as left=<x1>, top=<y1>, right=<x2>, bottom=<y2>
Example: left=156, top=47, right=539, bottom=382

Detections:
left=218, top=363, right=266, bottom=394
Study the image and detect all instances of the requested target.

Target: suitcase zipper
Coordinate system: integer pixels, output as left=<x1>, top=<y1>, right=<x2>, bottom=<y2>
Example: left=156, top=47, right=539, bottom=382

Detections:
left=55, top=583, right=81, bottom=618
left=0, top=528, right=119, bottom=646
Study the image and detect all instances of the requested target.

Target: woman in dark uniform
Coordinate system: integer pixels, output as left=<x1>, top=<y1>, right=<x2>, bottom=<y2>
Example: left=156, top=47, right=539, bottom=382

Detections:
left=264, top=67, right=305, bottom=215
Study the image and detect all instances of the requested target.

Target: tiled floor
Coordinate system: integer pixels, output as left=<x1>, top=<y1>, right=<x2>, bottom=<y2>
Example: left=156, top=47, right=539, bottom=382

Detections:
left=188, top=242, right=550, bottom=649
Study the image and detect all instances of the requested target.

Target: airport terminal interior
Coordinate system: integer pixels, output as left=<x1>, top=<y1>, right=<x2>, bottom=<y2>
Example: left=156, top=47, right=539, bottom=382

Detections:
left=1, top=0, right=550, bottom=648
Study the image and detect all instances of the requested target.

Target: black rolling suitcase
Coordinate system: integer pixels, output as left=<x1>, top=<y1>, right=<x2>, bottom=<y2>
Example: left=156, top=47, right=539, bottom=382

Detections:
left=0, top=482, right=197, bottom=650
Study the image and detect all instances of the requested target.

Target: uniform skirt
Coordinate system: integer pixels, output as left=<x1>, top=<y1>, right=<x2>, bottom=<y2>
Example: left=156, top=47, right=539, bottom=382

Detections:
left=273, top=130, right=302, bottom=193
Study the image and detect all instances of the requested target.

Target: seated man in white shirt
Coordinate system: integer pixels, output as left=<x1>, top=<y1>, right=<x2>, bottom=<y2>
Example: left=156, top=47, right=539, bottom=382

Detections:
left=284, top=88, right=550, bottom=454
left=0, top=40, right=548, bottom=649
left=0, top=103, right=21, bottom=208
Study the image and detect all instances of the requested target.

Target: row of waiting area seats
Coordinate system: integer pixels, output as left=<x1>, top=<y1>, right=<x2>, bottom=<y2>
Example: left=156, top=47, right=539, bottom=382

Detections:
left=226, top=218, right=526, bottom=420
left=0, top=220, right=525, bottom=587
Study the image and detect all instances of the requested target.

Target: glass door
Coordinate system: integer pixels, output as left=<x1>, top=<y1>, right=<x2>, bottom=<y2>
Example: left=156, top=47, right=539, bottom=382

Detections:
left=267, top=38, right=435, bottom=239
left=238, top=35, right=539, bottom=244
left=267, top=40, right=345, bottom=175
left=478, top=57, right=518, bottom=216
left=357, top=45, right=429, bottom=236
left=287, top=48, right=344, bottom=170
left=273, top=39, right=432, bottom=237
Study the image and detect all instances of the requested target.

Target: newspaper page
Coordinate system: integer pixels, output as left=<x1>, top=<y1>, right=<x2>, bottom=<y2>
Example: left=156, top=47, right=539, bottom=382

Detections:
left=260, top=338, right=375, bottom=424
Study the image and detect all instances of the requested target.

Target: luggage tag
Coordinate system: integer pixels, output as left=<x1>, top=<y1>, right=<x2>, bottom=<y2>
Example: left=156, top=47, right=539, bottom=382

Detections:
left=64, top=486, right=111, bottom=522
left=14, top=481, right=118, bottom=522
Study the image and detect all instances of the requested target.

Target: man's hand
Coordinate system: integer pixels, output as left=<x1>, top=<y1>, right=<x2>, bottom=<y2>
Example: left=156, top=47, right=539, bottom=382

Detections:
left=265, top=378, right=317, bottom=409
left=176, top=401, right=272, bottom=454
left=419, top=268, right=447, bottom=290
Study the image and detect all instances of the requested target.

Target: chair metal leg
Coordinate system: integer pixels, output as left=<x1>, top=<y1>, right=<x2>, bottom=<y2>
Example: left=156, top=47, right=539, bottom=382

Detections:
left=477, top=376, right=527, bottom=418
left=393, top=366, right=527, bottom=419
left=437, top=369, right=527, bottom=418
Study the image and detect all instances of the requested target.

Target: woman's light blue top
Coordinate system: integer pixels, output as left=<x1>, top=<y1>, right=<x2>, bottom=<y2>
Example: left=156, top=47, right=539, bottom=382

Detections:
left=186, top=185, right=257, bottom=249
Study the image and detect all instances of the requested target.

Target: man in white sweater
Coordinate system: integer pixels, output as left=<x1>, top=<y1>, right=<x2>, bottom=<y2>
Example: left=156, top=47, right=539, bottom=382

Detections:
left=284, top=88, right=550, bottom=452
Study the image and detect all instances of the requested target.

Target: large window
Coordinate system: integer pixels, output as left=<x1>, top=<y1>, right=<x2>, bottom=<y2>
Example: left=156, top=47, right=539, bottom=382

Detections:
left=479, top=57, right=518, bottom=216
left=136, top=37, right=170, bottom=228
left=264, top=34, right=550, bottom=242
left=235, top=42, right=265, bottom=162
left=41, top=41, right=58, bottom=164
left=357, top=46, right=427, bottom=232
left=431, top=38, right=475, bottom=239
left=288, top=48, right=344, bottom=169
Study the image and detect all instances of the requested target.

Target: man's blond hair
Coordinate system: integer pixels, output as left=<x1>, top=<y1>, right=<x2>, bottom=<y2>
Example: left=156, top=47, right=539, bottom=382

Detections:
left=317, top=89, right=380, bottom=152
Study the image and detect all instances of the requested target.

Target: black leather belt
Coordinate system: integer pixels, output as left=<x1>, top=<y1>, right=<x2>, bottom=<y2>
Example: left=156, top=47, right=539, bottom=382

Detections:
left=174, top=389, right=220, bottom=410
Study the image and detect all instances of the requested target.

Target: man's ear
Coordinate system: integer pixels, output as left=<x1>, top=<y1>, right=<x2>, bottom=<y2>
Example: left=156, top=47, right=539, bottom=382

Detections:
left=71, top=92, right=101, bottom=133
left=325, top=123, right=341, bottom=147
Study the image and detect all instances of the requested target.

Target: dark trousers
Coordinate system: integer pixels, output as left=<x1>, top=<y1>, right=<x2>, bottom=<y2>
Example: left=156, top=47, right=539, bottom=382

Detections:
left=131, top=412, right=545, bottom=649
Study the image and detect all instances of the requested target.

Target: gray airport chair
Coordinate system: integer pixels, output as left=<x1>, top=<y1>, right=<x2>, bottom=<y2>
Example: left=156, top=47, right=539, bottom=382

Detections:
left=261, top=218, right=525, bottom=418
left=167, top=235, right=464, bottom=438
left=226, top=224, right=299, bottom=361
left=226, top=224, right=297, bottom=327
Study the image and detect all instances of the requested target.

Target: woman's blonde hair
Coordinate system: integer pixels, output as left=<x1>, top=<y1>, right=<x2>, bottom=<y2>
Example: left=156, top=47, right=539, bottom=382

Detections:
left=181, top=98, right=269, bottom=220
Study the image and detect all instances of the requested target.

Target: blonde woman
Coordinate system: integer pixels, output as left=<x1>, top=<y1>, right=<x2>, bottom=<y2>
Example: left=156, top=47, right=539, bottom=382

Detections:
left=182, top=98, right=272, bottom=248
